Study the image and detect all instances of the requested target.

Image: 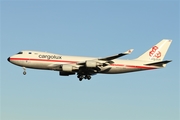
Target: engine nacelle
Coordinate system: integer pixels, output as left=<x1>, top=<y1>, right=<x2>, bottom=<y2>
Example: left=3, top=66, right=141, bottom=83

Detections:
left=86, top=60, right=101, bottom=68
left=61, top=64, right=77, bottom=72
left=60, top=71, right=75, bottom=76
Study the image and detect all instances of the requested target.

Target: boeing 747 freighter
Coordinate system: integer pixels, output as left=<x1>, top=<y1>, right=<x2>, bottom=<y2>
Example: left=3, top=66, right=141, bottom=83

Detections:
left=7, top=39, right=172, bottom=81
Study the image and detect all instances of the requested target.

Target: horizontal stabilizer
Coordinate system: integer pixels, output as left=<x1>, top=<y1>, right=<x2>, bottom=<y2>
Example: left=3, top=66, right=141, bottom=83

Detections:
left=144, top=60, right=172, bottom=66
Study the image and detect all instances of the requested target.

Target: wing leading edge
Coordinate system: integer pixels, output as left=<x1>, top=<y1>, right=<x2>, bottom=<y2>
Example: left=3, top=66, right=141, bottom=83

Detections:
left=76, top=49, right=134, bottom=65
left=99, top=49, right=134, bottom=61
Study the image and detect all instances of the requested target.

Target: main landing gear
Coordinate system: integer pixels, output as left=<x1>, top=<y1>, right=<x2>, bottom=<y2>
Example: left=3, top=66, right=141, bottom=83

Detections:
left=22, top=67, right=26, bottom=75
left=77, top=74, right=91, bottom=81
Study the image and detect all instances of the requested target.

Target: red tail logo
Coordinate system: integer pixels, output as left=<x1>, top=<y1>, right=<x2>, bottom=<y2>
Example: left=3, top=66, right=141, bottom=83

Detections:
left=149, top=46, right=161, bottom=58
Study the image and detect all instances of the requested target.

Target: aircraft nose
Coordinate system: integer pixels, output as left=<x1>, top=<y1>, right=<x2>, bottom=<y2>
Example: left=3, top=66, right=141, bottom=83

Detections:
left=7, top=57, right=10, bottom=62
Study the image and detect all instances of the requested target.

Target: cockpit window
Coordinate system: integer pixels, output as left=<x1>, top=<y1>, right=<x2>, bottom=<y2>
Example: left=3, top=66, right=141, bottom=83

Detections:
left=17, top=52, right=23, bottom=54
left=29, top=52, right=32, bottom=54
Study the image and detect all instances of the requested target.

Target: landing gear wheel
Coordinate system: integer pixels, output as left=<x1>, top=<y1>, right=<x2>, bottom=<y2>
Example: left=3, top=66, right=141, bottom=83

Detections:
left=79, top=77, right=83, bottom=81
left=77, top=74, right=91, bottom=81
left=85, top=75, right=91, bottom=80
left=22, top=67, right=26, bottom=75
left=23, top=71, right=26, bottom=75
left=78, top=75, right=83, bottom=81
left=87, top=75, right=91, bottom=80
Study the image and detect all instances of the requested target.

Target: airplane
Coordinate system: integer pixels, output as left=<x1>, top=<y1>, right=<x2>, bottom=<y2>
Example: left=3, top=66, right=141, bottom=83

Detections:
left=7, top=39, right=172, bottom=81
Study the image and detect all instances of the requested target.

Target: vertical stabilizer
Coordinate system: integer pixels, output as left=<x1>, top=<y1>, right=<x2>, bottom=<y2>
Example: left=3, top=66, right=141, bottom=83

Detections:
left=136, top=39, right=172, bottom=61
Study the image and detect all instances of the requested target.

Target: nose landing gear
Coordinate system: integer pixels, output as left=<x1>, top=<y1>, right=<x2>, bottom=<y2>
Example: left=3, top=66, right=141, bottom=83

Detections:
left=22, top=67, right=26, bottom=75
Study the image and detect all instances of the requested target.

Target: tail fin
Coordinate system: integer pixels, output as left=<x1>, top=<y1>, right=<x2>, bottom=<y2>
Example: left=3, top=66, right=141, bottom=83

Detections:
left=136, top=39, right=172, bottom=61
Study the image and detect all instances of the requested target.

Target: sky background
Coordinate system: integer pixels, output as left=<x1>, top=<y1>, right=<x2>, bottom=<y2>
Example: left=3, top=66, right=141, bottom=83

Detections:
left=1, top=1, right=179, bottom=120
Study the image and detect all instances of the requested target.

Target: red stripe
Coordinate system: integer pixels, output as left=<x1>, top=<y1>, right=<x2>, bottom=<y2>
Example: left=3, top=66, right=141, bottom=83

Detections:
left=10, top=58, right=157, bottom=70
left=111, top=64, right=124, bottom=66
left=126, top=65, right=155, bottom=69
left=10, top=58, right=77, bottom=63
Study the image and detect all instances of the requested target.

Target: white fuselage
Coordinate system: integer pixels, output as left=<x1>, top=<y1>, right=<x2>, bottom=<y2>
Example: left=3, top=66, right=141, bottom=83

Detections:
left=8, top=51, right=159, bottom=74
left=7, top=39, right=172, bottom=80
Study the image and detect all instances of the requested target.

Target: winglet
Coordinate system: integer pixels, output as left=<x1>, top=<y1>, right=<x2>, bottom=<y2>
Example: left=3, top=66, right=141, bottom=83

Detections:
left=124, top=49, right=134, bottom=54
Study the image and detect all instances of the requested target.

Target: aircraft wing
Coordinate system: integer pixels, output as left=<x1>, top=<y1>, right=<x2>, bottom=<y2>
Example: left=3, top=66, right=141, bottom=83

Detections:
left=76, top=49, right=133, bottom=66
left=77, top=49, right=133, bottom=66
left=50, top=49, right=134, bottom=76
left=99, top=49, right=134, bottom=61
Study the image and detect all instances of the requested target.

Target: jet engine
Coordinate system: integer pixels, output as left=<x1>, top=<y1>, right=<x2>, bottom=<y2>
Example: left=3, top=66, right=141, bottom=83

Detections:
left=86, top=60, right=102, bottom=68
left=61, top=64, right=78, bottom=72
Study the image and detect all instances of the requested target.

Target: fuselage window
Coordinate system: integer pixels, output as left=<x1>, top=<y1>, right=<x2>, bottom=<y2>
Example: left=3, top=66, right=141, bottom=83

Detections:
left=17, top=52, right=23, bottom=54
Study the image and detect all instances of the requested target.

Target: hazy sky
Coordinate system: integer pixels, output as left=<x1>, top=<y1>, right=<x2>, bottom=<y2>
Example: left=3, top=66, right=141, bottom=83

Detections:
left=1, top=1, right=179, bottom=120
